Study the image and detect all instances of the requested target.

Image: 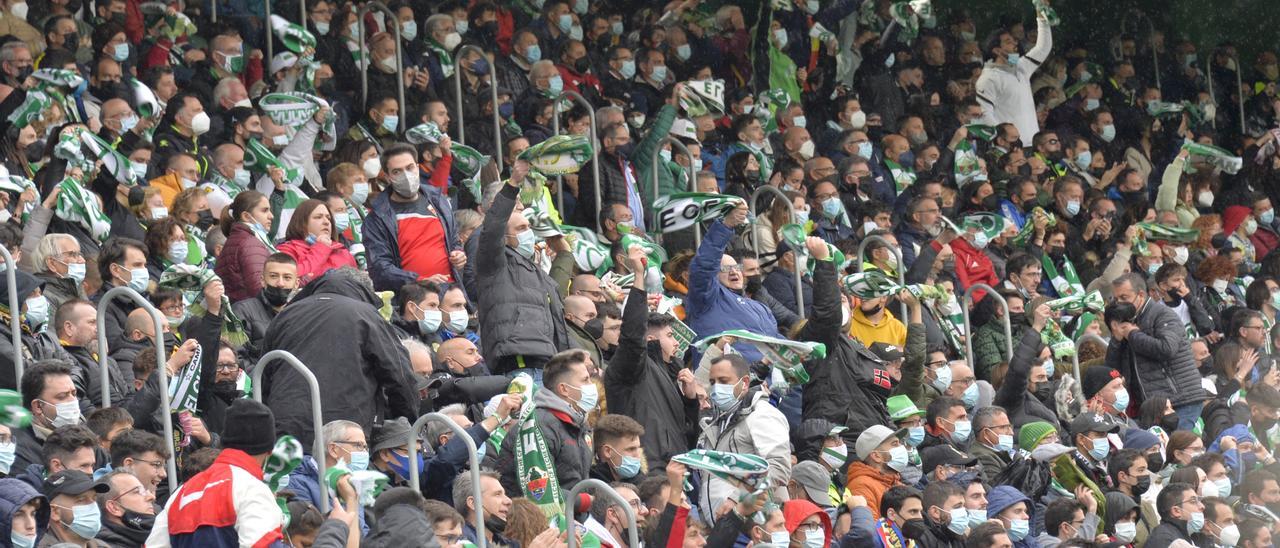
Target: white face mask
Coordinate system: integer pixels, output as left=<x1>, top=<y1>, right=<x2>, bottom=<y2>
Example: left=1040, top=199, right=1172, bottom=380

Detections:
left=362, top=157, right=381, bottom=178
left=43, top=400, right=81, bottom=428
left=189, top=111, right=211, bottom=136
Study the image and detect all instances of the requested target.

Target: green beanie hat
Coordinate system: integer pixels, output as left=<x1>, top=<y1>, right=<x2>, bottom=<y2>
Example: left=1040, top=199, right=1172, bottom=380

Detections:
left=1018, top=421, right=1057, bottom=452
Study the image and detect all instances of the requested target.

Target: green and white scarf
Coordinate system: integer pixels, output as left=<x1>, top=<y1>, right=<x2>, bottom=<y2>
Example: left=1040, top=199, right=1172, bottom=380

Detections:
left=0, top=169, right=38, bottom=220
left=1182, top=141, right=1243, bottom=174
left=158, top=264, right=248, bottom=346
left=6, top=90, right=54, bottom=130
left=265, top=435, right=304, bottom=525
left=954, top=138, right=984, bottom=185
left=426, top=40, right=455, bottom=78
left=692, top=330, right=824, bottom=384
left=324, top=465, right=389, bottom=507
left=652, top=193, right=744, bottom=234
left=884, top=158, right=916, bottom=193
left=406, top=122, right=445, bottom=145
left=672, top=449, right=771, bottom=491
left=778, top=223, right=846, bottom=274
left=167, top=341, right=202, bottom=413
left=54, top=178, right=112, bottom=242
left=519, top=134, right=594, bottom=176
left=1042, top=252, right=1083, bottom=297
left=841, top=269, right=948, bottom=300
left=1032, top=0, right=1060, bottom=25
left=679, top=79, right=726, bottom=117
left=1046, top=290, right=1104, bottom=315
left=80, top=130, right=141, bottom=187
left=243, top=138, right=302, bottom=183
left=561, top=224, right=612, bottom=274
left=343, top=200, right=366, bottom=268
left=510, top=373, right=564, bottom=515
left=260, top=92, right=335, bottom=142
left=1135, top=222, right=1199, bottom=245
left=1012, top=207, right=1056, bottom=247
left=0, top=390, right=31, bottom=428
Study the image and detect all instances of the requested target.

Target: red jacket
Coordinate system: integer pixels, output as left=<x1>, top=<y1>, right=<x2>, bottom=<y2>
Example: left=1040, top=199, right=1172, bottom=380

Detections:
left=934, top=237, right=999, bottom=301
left=1252, top=227, right=1280, bottom=260
left=216, top=223, right=272, bottom=303
left=277, top=239, right=358, bottom=286
left=146, top=448, right=284, bottom=547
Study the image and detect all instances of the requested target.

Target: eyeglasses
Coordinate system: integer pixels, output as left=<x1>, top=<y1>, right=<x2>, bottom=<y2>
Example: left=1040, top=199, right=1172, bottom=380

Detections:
left=797, top=522, right=824, bottom=533
left=625, top=498, right=647, bottom=512
left=1244, top=324, right=1267, bottom=330
left=161, top=303, right=185, bottom=315
left=719, top=265, right=744, bottom=273
left=1179, top=496, right=1202, bottom=506
left=216, top=362, right=239, bottom=372
left=335, top=440, right=369, bottom=451
left=110, top=484, right=151, bottom=503
left=134, top=458, right=166, bottom=470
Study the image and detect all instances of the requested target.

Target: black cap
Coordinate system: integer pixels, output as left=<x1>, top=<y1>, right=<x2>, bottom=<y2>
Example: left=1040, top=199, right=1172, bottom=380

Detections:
left=1081, top=366, right=1122, bottom=400
left=870, top=342, right=905, bottom=362
left=1070, top=411, right=1121, bottom=437
left=43, top=470, right=109, bottom=500
left=221, top=399, right=277, bottom=454
left=921, top=445, right=977, bottom=475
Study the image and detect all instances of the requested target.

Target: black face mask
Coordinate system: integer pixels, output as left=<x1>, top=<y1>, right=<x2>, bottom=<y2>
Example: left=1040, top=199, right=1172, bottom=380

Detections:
left=1159, top=413, right=1180, bottom=433
left=1121, top=190, right=1148, bottom=207
left=1146, top=452, right=1164, bottom=472
left=901, top=518, right=929, bottom=540
left=122, top=509, right=155, bottom=531
left=573, top=57, right=591, bottom=74
left=24, top=139, right=45, bottom=163
left=212, top=380, right=239, bottom=400
left=1007, top=312, right=1027, bottom=326
left=1132, top=475, right=1152, bottom=496
left=261, top=285, right=292, bottom=307
left=862, top=303, right=884, bottom=316
left=1165, top=292, right=1183, bottom=307
left=1032, top=382, right=1053, bottom=403
left=1047, top=246, right=1066, bottom=260
left=485, top=513, right=508, bottom=534
left=196, top=209, right=217, bottom=230
left=90, top=83, right=123, bottom=101
left=163, top=332, right=179, bottom=355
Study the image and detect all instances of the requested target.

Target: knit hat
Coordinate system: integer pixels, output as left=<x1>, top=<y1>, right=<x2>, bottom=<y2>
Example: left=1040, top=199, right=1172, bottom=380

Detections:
left=1081, top=365, right=1122, bottom=400
left=221, top=399, right=277, bottom=454
left=1122, top=428, right=1159, bottom=452
left=1017, top=421, right=1058, bottom=452
left=1223, top=205, right=1252, bottom=236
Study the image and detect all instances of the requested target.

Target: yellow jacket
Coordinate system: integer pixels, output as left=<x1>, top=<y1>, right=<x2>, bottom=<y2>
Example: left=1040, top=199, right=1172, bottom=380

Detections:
left=848, top=307, right=907, bottom=349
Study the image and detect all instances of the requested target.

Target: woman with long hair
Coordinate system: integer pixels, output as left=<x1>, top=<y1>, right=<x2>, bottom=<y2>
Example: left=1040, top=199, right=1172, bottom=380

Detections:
left=276, top=199, right=358, bottom=285
left=215, top=191, right=276, bottom=301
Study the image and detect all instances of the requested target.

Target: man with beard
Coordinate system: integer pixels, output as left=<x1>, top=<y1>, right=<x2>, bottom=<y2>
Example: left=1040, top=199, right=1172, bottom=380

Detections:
left=1031, top=131, right=1068, bottom=178
left=565, top=295, right=604, bottom=369
left=604, top=245, right=702, bottom=463
left=232, top=253, right=298, bottom=361
left=210, top=342, right=244, bottom=407
left=97, top=470, right=158, bottom=546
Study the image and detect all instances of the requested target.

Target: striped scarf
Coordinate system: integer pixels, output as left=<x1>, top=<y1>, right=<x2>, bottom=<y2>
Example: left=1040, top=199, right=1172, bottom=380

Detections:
left=54, top=178, right=112, bottom=242
left=1042, top=253, right=1083, bottom=297
left=157, top=264, right=248, bottom=346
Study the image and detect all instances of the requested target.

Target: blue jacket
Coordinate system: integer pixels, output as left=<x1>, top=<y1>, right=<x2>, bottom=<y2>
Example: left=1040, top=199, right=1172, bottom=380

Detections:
left=363, top=182, right=465, bottom=292
left=894, top=222, right=933, bottom=272
left=0, top=478, right=47, bottom=546
left=988, top=485, right=1040, bottom=548
left=284, top=457, right=369, bottom=535
left=762, top=267, right=812, bottom=318
left=686, top=221, right=780, bottom=362
left=1000, top=199, right=1028, bottom=229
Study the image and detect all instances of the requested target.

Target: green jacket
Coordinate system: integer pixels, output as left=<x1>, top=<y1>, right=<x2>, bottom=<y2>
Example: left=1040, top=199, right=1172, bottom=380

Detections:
left=630, top=104, right=678, bottom=209
left=973, top=319, right=1025, bottom=382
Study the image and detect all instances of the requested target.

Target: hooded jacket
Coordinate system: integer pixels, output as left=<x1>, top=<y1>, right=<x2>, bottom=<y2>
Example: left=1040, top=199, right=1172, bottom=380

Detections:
left=261, top=269, right=419, bottom=447
left=497, top=388, right=593, bottom=495
left=696, top=390, right=791, bottom=512
left=795, top=261, right=901, bottom=436
left=365, top=503, right=443, bottom=548
left=783, top=499, right=832, bottom=548
left=474, top=185, right=570, bottom=371
left=603, top=286, right=699, bottom=464
left=988, top=485, right=1040, bottom=548
left=845, top=461, right=902, bottom=520
left=0, top=478, right=48, bottom=547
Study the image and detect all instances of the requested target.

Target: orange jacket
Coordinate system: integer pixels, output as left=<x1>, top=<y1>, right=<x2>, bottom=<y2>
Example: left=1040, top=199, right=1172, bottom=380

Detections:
left=846, top=461, right=901, bottom=520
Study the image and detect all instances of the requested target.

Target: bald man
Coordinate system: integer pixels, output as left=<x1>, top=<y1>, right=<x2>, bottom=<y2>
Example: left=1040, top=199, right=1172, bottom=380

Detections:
left=564, top=295, right=602, bottom=369
left=430, top=338, right=510, bottom=410
left=436, top=338, right=484, bottom=376
left=782, top=126, right=813, bottom=164
left=202, top=143, right=248, bottom=216
left=110, top=307, right=175, bottom=389
left=570, top=274, right=606, bottom=303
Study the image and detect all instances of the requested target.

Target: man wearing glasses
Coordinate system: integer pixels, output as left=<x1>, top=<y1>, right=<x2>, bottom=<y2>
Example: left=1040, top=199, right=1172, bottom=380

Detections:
left=108, top=429, right=171, bottom=497
left=283, top=419, right=372, bottom=535
left=32, top=234, right=88, bottom=311
left=98, top=469, right=158, bottom=545
left=1148, top=482, right=1205, bottom=547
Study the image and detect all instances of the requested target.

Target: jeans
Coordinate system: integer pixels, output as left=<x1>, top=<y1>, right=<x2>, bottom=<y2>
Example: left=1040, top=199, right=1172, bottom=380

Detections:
left=1174, top=401, right=1205, bottom=431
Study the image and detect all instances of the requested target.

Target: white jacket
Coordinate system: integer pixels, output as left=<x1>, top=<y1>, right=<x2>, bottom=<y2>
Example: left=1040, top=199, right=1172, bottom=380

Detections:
left=696, top=390, right=792, bottom=513
left=975, top=17, right=1053, bottom=146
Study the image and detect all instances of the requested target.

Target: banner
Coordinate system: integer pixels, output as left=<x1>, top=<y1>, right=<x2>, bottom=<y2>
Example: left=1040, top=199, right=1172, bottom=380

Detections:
left=166, top=342, right=203, bottom=413
left=653, top=193, right=744, bottom=234
left=1183, top=141, right=1243, bottom=174
left=511, top=374, right=563, bottom=516
left=692, top=330, right=824, bottom=384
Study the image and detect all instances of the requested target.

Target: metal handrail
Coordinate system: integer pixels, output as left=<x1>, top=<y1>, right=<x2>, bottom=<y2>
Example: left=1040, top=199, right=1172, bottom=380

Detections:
left=651, top=136, right=698, bottom=246
left=252, top=350, right=329, bottom=512
left=409, top=413, right=486, bottom=547
left=300, top=0, right=307, bottom=31
left=1120, top=10, right=1160, bottom=90
left=264, top=0, right=273, bottom=65
left=961, top=284, right=1012, bottom=368
left=358, top=2, right=407, bottom=128
left=453, top=45, right=505, bottom=174
left=565, top=479, right=639, bottom=548
left=550, top=90, right=600, bottom=223
left=1205, top=56, right=1218, bottom=131
left=0, top=246, right=18, bottom=391
left=1072, top=333, right=1110, bottom=386
left=855, top=235, right=908, bottom=320
left=1229, top=50, right=1245, bottom=137
left=749, top=185, right=805, bottom=319
left=95, top=286, right=177, bottom=492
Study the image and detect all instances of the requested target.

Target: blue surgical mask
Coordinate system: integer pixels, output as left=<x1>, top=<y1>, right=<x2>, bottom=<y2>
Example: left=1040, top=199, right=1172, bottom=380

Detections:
left=930, top=365, right=952, bottom=392
left=992, top=434, right=1014, bottom=453
left=650, top=65, right=668, bottom=82
left=1042, top=359, right=1055, bottom=378
left=906, top=426, right=925, bottom=447
left=0, top=441, right=14, bottom=474
left=1085, top=98, right=1101, bottom=111
left=1100, top=124, right=1116, bottom=142
left=1074, top=150, right=1093, bottom=170
left=112, top=43, right=129, bottom=62
left=346, top=450, right=369, bottom=471
left=524, top=45, right=542, bottom=63
left=1007, top=52, right=1021, bottom=66
left=1215, top=477, right=1232, bottom=497
left=169, top=240, right=189, bottom=264
left=1065, top=199, right=1081, bottom=217
left=802, top=528, right=825, bottom=548
left=557, top=13, right=573, bottom=33
left=548, top=75, right=564, bottom=95
left=314, top=21, right=330, bottom=34
left=24, top=296, right=48, bottom=328
left=1188, top=511, right=1205, bottom=534
left=445, top=311, right=469, bottom=333
left=234, top=168, right=252, bottom=187
left=962, top=383, right=979, bottom=408
left=857, top=141, right=874, bottom=159
left=333, top=211, right=351, bottom=232
left=388, top=450, right=425, bottom=480
left=710, top=381, right=740, bottom=411
left=66, top=502, right=102, bottom=539
left=1263, top=209, right=1276, bottom=225
left=351, top=182, right=371, bottom=204
left=619, top=59, right=636, bottom=79
left=381, top=114, right=399, bottom=133
left=126, top=267, right=149, bottom=292
left=885, top=445, right=909, bottom=472
left=676, top=44, right=691, bottom=61
left=947, top=508, right=969, bottom=535
left=967, top=508, right=987, bottom=527
left=612, top=449, right=641, bottom=478
left=119, top=114, right=138, bottom=133
left=10, top=531, right=34, bottom=548
left=513, top=229, right=536, bottom=259
left=1009, top=518, right=1030, bottom=541
left=417, top=308, right=442, bottom=334
left=951, top=419, right=972, bottom=444
left=822, top=197, right=843, bottom=219
left=793, top=115, right=808, bottom=129
left=572, top=382, right=599, bottom=412
left=1089, top=437, right=1110, bottom=460
left=1113, top=387, right=1130, bottom=412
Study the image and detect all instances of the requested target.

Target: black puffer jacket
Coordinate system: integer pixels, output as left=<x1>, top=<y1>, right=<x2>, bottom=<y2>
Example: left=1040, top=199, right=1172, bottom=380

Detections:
left=797, top=260, right=900, bottom=439
left=993, top=328, right=1060, bottom=429
left=1103, top=298, right=1205, bottom=406
left=230, top=292, right=278, bottom=362
left=365, top=503, right=442, bottom=548
left=497, top=388, right=593, bottom=495
left=604, top=287, right=700, bottom=464
left=262, top=270, right=419, bottom=447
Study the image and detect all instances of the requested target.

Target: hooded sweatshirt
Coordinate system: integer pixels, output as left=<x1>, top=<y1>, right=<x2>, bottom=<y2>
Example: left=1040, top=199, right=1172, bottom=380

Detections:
left=987, top=485, right=1041, bottom=548
left=783, top=499, right=833, bottom=548
left=0, top=478, right=48, bottom=547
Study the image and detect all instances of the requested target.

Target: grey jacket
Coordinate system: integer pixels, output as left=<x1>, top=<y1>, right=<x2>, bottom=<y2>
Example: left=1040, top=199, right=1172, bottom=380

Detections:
left=33, top=273, right=85, bottom=312
left=1104, top=298, right=1205, bottom=406
left=475, top=185, right=570, bottom=369
left=696, top=390, right=792, bottom=513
